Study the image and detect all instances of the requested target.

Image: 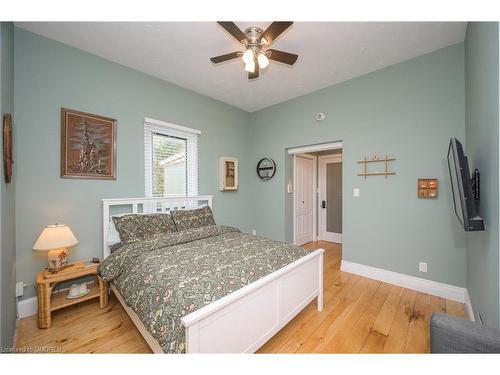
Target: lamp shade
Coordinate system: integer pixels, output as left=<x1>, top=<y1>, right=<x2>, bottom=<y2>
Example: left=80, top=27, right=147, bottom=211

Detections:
left=33, top=224, right=78, bottom=251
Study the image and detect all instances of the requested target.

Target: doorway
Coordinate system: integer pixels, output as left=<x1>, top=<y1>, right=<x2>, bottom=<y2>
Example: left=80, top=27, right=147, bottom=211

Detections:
left=293, top=154, right=316, bottom=245
left=318, top=153, right=342, bottom=243
left=289, top=141, right=343, bottom=246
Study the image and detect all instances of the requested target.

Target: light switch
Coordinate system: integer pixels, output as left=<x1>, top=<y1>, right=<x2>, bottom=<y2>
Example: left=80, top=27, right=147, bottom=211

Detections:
left=353, top=188, right=360, bottom=197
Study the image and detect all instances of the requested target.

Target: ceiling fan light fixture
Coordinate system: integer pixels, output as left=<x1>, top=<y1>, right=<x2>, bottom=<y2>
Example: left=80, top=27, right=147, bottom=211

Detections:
left=211, top=22, right=297, bottom=80
left=244, top=60, right=256, bottom=73
left=242, top=48, right=254, bottom=64
left=257, top=52, right=269, bottom=69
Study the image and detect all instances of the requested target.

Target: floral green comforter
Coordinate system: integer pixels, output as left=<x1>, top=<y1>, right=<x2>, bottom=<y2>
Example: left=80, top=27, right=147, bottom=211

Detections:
left=98, top=225, right=308, bottom=353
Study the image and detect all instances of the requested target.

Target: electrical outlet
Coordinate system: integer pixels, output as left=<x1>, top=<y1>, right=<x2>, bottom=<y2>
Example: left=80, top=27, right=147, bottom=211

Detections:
left=419, top=262, right=428, bottom=273
left=353, top=188, right=360, bottom=197
left=16, top=281, right=24, bottom=298
left=252, top=229, right=257, bottom=235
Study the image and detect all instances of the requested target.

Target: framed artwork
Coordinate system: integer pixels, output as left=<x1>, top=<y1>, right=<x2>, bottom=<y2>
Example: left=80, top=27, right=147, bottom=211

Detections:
left=418, top=178, right=438, bottom=198
left=219, top=157, right=239, bottom=191
left=3, top=113, right=13, bottom=183
left=60, top=108, right=117, bottom=180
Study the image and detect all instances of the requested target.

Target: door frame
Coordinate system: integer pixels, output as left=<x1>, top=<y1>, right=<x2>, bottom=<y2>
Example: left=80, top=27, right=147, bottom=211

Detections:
left=293, top=153, right=317, bottom=245
left=318, top=153, right=343, bottom=243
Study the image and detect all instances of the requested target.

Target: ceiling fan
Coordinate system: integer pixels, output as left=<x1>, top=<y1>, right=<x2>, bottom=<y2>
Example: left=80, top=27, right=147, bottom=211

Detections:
left=210, top=22, right=298, bottom=80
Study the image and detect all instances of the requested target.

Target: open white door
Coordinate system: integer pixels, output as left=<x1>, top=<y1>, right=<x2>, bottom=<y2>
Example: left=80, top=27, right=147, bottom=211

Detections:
left=319, top=154, right=342, bottom=243
left=293, top=155, right=316, bottom=245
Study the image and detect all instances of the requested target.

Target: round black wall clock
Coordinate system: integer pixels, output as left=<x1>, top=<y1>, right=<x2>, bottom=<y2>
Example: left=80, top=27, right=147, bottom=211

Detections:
left=256, top=158, right=276, bottom=180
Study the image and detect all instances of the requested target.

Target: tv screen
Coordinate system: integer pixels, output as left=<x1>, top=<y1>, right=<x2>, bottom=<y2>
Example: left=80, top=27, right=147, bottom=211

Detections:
left=447, top=138, right=484, bottom=231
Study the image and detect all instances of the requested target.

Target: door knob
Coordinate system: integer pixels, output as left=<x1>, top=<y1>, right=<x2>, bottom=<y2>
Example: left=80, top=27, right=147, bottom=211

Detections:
left=321, top=200, right=326, bottom=208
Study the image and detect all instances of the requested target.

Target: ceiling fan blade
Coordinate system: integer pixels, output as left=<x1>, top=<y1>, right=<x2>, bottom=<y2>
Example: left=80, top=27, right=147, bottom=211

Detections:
left=268, top=49, right=298, bottom=65
left=248, top=63, right=259, bottom=80
left=217, top=22, right=246, bottom=43
left=210, top=51, right=241, bottom=64
left=261, top=22, right=293, bottom=45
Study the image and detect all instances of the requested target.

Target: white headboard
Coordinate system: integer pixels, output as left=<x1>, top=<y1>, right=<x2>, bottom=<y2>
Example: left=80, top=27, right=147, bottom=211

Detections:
left=102, top=195, right=213, bottom=259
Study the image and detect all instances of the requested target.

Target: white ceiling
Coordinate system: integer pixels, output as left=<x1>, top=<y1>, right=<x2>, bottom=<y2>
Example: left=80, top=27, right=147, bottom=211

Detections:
left=16, top=22, right=466, bottom=112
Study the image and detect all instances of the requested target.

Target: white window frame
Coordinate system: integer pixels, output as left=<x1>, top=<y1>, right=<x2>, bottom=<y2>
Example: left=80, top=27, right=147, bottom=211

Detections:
left=144, top=117, right=200, bottom=198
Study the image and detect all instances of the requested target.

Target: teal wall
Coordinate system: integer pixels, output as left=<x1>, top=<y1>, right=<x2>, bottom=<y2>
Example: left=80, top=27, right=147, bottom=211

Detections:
left=0, top=22, right=16, bottom=348
left=14, top=28, right=252, bottom=300
left=464, top=22, right=500, bottom=327
left=250, top=43, right=467, bottom=287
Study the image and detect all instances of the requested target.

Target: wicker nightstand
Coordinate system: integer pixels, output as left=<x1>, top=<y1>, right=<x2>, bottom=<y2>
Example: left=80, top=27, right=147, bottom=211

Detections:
left=36, top=261, right=108, bottom=328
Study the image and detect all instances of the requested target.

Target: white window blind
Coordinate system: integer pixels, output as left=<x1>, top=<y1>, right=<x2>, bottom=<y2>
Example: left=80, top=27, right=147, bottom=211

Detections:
left=144, top=118, right=199, bottom=197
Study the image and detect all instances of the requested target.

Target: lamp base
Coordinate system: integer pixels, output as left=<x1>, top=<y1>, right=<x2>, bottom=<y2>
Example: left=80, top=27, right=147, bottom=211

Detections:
left=47, top=248, right=69, bottom=272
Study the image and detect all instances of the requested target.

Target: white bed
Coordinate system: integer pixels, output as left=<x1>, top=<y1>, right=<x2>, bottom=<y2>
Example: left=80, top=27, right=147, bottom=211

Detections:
left=102, top=195, right=324, bottom=353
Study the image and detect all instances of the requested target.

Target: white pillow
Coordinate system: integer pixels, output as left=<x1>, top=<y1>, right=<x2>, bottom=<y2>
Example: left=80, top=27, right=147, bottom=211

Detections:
left=107, top=219, right=121, bottom=246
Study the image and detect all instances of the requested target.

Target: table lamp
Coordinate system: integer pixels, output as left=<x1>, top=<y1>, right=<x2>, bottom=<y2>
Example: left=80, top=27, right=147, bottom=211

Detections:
left=33, top=224, right=78, bottom=272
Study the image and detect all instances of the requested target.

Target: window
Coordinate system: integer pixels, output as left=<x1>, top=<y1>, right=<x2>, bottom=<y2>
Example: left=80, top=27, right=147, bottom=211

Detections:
left=144, top=118, right=200, bottom=197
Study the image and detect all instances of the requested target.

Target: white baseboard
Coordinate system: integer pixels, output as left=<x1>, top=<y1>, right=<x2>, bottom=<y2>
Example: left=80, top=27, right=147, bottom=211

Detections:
left=17, top=296, right=37, bottom=319
left=464, top=289, right=475, bottom=322
left=341, top=260, right=467, bottom=303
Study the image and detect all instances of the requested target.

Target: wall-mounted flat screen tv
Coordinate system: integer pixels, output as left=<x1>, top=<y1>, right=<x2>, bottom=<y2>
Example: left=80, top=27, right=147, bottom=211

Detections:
left=447, top=138, right=484, bottom=231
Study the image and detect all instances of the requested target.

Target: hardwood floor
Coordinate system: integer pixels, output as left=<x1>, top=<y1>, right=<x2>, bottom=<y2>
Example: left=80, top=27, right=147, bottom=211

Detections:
left=15, top=293, right=152, bottom=353
left=15, top=241, right=467, bottom=353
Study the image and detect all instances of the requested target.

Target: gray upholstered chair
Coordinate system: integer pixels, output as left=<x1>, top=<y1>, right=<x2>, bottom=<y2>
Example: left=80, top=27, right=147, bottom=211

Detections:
left=430, top=312, right=500, bottom=353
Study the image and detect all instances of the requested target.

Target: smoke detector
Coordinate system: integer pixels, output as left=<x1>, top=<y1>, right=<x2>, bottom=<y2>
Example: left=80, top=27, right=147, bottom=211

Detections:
left=315, top=112, right=326, bottom=121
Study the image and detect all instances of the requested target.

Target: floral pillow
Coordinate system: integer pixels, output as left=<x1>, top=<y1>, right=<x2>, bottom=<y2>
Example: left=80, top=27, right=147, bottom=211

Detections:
left=112, top=213, right=177, bottom=244
left=172, top=205, right=216, bottom=231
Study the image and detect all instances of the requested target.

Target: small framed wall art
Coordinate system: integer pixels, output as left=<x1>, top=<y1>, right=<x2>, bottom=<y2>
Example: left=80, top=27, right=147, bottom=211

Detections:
left=61, top=108, right=117, bottom=180
left=418, top=178, right=438, bottom=198
left=219, top=157, right=239, bottom=191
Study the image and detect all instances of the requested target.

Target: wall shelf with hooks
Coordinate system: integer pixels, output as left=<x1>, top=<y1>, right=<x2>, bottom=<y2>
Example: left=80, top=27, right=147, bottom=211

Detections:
left=357, top=155, right=396, bottom=178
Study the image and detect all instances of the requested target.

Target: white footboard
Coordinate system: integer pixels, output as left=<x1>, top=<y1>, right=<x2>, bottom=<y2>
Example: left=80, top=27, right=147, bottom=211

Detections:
left=181, top=249, right=324, bottom=353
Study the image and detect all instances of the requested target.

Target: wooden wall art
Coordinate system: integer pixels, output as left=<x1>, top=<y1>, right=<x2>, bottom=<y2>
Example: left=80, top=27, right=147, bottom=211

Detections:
left=61, top=108, right=117, bottom=180
left=3, top=113, right=13, bottom=183
left=357, top=155, right=396, bottom=178
left=219, top=157, right=239, bottom=191
left=418, top=178, right=438, bottom=198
